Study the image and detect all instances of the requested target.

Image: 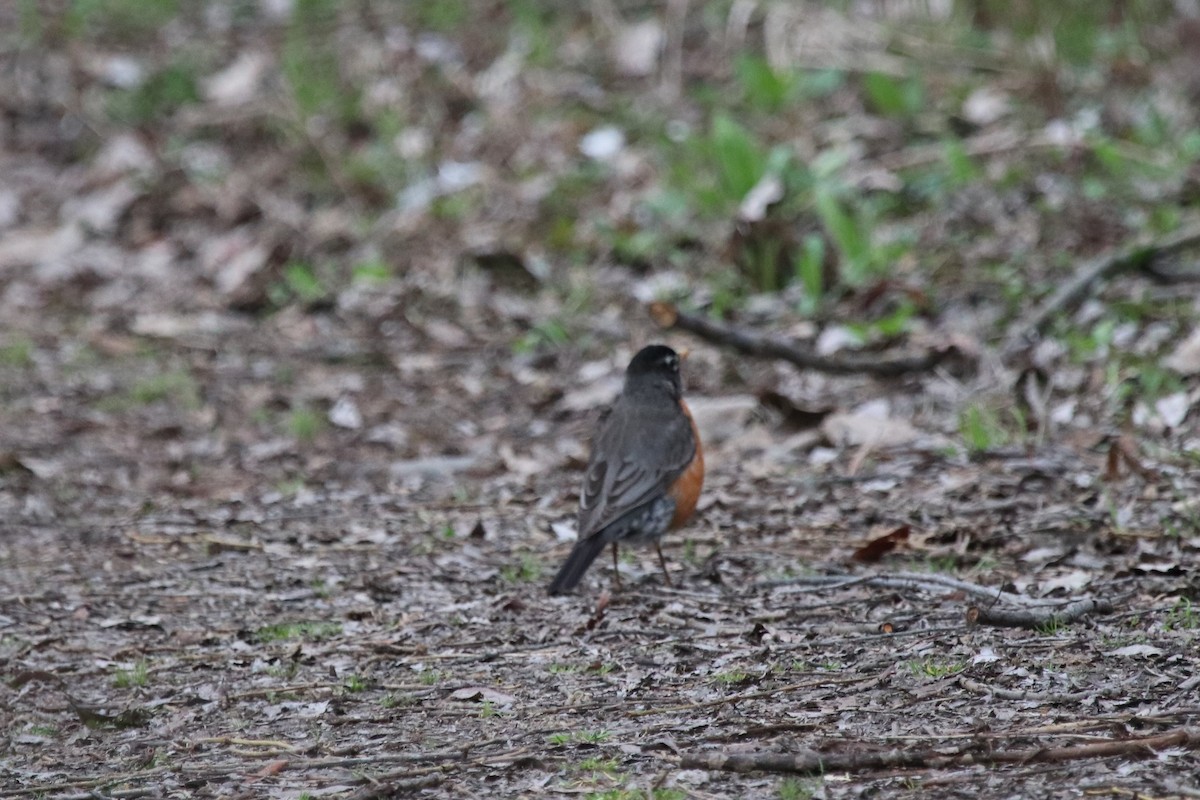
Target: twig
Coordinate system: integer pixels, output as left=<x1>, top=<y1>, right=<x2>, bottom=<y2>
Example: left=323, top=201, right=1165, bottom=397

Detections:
left=759, top=571, right=1046, bottom=607
left=959, top=677, right=1119, bottom=704
left=196, top=736, right=301, bottom=752
left=648, top=302, right=959, bottom=377
left=966, top=597, right=1114, bottom=629
left=1003, top=222, right=1200, bottom=357
left=678, top=726, right=1200, bottom=775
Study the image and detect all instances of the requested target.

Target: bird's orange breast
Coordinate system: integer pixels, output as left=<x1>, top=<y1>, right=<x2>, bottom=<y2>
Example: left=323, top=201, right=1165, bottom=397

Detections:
left=667, top=398, right=704, bottom=529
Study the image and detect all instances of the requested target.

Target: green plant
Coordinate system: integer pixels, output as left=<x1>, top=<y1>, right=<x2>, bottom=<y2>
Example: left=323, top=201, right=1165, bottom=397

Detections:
left=409, top=0, right=469, bottom=31
left=0, top=336, right=34, bottom=367
left=1165, top=599, right=1199, bottom=631
left=712, top=670, right=749, bottom=685
left=845, top=298, right=918, bottom=343
left=500, top=552, right=543, bottom=583
left=352, top=259, right=392, bottom=284
left=735, top=55, right=801, bottom=113
left=861, top=72, right=924, bottom=119
left=576, top=757, right=620, bottom=775
left=665, top=114, right=792, bottom=217
left=959, top=404, right=1008, bottom=453
left=793, top=234, right=826, bottom=314
left=418, top=669, right=443, bottom=685
left=255, top=621, right=342, bottom=643
left=275, top=262, right=329, bottom=306
left=108, top=61, right=200, bottom=125
left=813, top=184, right=873, bottom=286
left=779, top=776, right=821, bottom=800
left=128, top=370, right=201, bottom=409
left=287, top=406, right=325, bottom=442
left=907, top=657, right=964, bottom=678
left=513, top=318, right=571, bottom=354
left=66, top=0, right=180, bottom=40
left=283, top=0, right=357, bottom=122
left=266, top=662, right=300, bottom=680
left=925, top=555, right=959, bottom=573
left=112, top=660, right=150, bottom=688
left=343, top=675, right=367, bottom=692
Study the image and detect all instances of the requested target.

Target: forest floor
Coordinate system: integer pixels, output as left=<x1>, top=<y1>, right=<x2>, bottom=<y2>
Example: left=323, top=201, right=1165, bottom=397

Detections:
left=2, top=2, right=1200, bottom=798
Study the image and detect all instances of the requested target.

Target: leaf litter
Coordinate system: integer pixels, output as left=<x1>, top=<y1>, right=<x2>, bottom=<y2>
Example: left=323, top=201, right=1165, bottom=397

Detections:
left=1, top=3, right=1199, bottom=799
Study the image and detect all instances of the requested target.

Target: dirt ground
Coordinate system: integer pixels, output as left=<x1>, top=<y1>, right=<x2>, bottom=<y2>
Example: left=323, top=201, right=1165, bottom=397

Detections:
left=3, top=3, right=1200, bottom=799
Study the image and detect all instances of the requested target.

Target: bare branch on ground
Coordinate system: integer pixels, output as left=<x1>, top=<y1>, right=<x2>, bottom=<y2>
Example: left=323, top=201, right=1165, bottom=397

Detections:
left=1003, top=222, right=1200, bottom=357
left=966, top=597, right=1114, bottom=629
left=679, top=726, right=1200, bottom=775
left=648, top=302, right=961, bottom=377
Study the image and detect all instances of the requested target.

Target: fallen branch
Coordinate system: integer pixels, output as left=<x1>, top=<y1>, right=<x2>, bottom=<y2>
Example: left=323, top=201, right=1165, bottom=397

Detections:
left=959, top=677, right=1119, bottom=704
left=966, top=597, right=1113, bottom=629
left=761, top=572, right=1114, bottom=630
left=648, top=302, right=959, bottom=377
left=678, top=726, right=1200, bottom=775
left=760, top=571, right=1049, bottom=608
left=1003, top=222, right=1200, bottom=357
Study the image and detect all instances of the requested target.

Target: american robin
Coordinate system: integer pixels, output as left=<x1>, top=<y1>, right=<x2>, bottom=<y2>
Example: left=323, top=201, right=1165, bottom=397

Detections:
left=548, top=344, right=704, bottom=595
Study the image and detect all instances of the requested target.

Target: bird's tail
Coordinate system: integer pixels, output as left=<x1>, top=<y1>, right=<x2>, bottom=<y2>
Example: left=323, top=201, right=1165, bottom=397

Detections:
left=547, top=536, right=608, bottom=595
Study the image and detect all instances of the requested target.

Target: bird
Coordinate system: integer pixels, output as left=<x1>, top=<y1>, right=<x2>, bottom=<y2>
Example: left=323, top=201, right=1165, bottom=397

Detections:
left=548, top=344, right=704, bottom=595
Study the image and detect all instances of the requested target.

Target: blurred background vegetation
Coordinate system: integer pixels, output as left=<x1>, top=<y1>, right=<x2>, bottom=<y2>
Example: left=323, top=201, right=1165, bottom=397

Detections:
left=3, top=0, right=1197, bottom=431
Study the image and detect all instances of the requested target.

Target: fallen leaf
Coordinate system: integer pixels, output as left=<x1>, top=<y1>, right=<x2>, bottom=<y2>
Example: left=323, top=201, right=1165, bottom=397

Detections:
left=550, top=520, right=577, bottom=543
left=612, top=19, right=662, bottom=76
left=1164, top=328, right=1200, bottom=375
left=1040, top=570, right=1092, bottom=593
left=204, top=51, right=271, bottom=106
left=738, top=173, right=784, bottom=222
left=1109, top=644, right=1164, bottom=658
left=851, top=525, right=910, bottom=563
left=248, top=759, right=289, bottom=779
left=579, top=125, right=625, bottom=161
left=328, top=396, right=363, bottom=430
left=1155, top=392, right=1190, bottom=429
left=962, top=86, right=1010, bottom=125
left=972, top=647, right=1000, bottom=664
left=449, top=687, right=517, bottom=706
left=821, top=410, right=921, bottom=449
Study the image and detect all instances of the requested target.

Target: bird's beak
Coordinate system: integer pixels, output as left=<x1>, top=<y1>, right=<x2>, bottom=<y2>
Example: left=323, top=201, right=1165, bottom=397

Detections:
left=677, top=347, right=690, bottom=361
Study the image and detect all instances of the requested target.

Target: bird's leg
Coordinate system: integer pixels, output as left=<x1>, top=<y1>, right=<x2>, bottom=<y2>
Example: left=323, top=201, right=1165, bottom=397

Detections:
left=655, top=542, right=673, bottom=588
left=611, top=543, right=622, bottom=590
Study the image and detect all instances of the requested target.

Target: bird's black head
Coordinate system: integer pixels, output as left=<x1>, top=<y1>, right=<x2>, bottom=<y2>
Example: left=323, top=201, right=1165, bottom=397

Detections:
left=624, top=344, right=683, bottom=398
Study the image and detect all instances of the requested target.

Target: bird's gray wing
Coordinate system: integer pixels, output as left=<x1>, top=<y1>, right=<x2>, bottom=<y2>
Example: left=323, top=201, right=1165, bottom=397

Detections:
left=577, top=402, right=695, bottom=538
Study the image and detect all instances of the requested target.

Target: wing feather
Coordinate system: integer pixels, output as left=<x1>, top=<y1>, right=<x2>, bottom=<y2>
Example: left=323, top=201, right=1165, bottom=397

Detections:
left=577, top=397, right=695, bottom=539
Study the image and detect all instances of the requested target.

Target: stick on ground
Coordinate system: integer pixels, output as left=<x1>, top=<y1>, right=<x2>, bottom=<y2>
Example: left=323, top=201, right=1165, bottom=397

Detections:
left=1003, top=222, right=1200, bottom=357
left=679, top=726, right=1200, bottom=775
left=966, top=597, right=1114, bottom=629
left=648, top=302, right=959, bottom=377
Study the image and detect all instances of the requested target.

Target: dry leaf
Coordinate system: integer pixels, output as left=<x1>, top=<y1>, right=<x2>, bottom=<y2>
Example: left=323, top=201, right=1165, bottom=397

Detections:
left=851, top=525, right=910, bottom=563
left=450, top=687, right=517, bottom=706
